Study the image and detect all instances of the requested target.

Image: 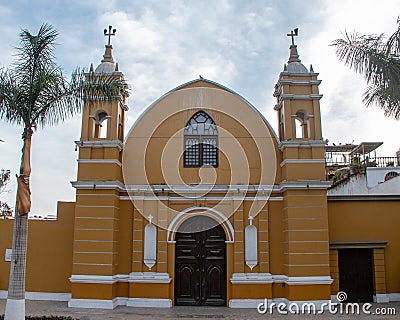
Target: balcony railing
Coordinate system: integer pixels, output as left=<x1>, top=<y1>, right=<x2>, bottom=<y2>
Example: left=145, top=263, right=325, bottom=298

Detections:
left=362, top=156, right=399, bottom=168
left=325, top=156, right=399, bottom=168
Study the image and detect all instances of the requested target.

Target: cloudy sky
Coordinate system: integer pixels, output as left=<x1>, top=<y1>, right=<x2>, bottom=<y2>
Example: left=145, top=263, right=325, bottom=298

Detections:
left=0, top=0, right=399, bottom=216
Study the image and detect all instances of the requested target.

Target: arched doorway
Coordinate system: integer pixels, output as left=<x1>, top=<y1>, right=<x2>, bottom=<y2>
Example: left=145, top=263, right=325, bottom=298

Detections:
left=174, top=216, right=226, bottom=306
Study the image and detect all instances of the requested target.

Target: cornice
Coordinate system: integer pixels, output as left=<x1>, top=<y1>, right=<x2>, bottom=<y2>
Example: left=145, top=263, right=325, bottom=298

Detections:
left=279, top=140, right=327, bottom=151
left=71, top=180, right=332, bottom=193
left=75, top=140, right=124, bottom=151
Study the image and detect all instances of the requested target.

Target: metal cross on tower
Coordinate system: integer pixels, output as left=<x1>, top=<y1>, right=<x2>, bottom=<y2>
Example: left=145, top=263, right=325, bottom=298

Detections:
left=104, top=25, right=116, bottom=46
left=287, top=28, right=299, bottom=46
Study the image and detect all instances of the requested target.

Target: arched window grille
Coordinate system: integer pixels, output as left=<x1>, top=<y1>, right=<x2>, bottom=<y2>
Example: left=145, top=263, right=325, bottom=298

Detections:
left=184, top=111, right=218, bottom=167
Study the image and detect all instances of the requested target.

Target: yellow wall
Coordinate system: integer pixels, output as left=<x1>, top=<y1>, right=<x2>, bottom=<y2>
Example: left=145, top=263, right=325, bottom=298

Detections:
left=0, top=202, right=75, bottom=293
left=328, top=199, right=400, bottom=293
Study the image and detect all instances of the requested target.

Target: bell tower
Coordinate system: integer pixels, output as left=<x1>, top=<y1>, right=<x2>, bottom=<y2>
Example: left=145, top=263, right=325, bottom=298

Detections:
left=274, top=29, right=323, bottom=141
left=273, top=30, right=332, bottom=304
left=69, top=26, right=130, bottom=308
left=79, top=26, right=128, bottom=144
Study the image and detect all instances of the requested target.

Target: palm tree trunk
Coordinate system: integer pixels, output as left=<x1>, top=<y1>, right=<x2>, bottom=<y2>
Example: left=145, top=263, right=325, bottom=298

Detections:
left=4, top=212, right=28, bottom=319
left=5, top=135, right=32, bottom=320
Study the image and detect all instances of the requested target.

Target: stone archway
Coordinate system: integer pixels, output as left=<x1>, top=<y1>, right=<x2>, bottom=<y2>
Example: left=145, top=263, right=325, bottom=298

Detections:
left=167, top=206, right=234, bottom=244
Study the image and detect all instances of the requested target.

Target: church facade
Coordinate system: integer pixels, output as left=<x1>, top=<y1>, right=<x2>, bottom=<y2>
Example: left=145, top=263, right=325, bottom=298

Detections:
left=1, top=37, right=400, bottom=309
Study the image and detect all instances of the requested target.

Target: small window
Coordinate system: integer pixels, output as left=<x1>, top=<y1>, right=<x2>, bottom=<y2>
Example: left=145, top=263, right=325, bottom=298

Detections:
left=184, top=111, right=218, bottom=167
left=294, top=110, right=309, bottom=139
left=294, top=118, right=303, bottom=138
left=385, top=171, right=399, bottom=181
left=93, top=110, right=110, bottom=139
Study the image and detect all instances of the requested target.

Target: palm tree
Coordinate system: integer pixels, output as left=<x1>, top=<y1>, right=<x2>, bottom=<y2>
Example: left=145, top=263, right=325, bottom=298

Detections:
left=331, top=18, right=400, bottom=119
left=0, top=23, right=129, bottom=320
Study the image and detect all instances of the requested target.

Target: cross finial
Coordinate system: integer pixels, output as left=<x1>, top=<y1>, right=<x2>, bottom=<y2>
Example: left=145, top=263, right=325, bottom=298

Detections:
left=248, top=215, right=254, bottom=225
left=104, top=25, right=117, bottom=46
left=287, top=28, right=299, bottom=46
left=148, top=214, right=154, bottom=224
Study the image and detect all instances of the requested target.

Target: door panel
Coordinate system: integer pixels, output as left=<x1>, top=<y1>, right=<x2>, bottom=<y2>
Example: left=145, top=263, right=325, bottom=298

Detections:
left=175, top=222, right=226, bottom=306
left=338, top=248, right=374, bottom=303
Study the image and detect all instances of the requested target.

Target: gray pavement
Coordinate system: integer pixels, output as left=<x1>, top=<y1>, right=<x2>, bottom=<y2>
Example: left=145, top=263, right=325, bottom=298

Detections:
left=0, top=299, right=399, bottom=319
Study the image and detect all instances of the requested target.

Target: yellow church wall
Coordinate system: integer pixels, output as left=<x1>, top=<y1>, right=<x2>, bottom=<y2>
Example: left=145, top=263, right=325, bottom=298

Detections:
left=116, top=200, right=133, bottom=275
left=282, top=84, right=313, bottom=95
left=282, top=162, right=326, bottom=181
left=123, top=86, right=279, bottom=187
left=268, top=200, right=285, bottom=276
left=77, top=163, right=123, bottom=181
left=328, top=199, right=400, bottom=293
left=286, top=284, right=331, bottom=301
left=71, top=283, right=115, bottom=300
left=129, top=283, right=170, bottom=299
left=0, top=201, right=75, bottom=293
left=231, top=284, right=272, bottom=299
left=72, top=189, right=120, bottom=277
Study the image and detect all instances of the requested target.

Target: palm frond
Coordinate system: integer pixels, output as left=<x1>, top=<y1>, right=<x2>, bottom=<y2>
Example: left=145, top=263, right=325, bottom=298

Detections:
left=0, top=69, right=29, bottom=127
left=363, top=84, right=400, bottom=119
left=331, top=31, right=389, bottom=83
left=71, top=68, right=130, bottom=102
left=386, top=17, right=400, bottom=56
left=331, top=19, right=400, bottom=119
left=1, top=23, right=130, bottom=131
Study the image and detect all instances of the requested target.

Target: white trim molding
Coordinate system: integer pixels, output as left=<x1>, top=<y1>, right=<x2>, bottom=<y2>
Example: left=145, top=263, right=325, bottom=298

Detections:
left=279, top=79, right=322, bottom=86
left=229, top=299, right=267, bottom=308
left=280, top=159, right=325, bottom=167
left=69, top=274, right=129, bottom=284
left=129, top=272, right=171, bottom=283
left=126, top=184, right=275, bottom=194
left=77, top=159, right=122, bottom=166
left=279, top=140, right=327, bottom=151
left=271, top=275, right=333, bottom=285
left=279, top=94, right=323, bottom=100
left=120, top=195, right=284, bottom=201
left=127, top=298, right=172, bottom=308
left=328, top=195, right=400, bottom=201
left=167, top=206, right=234, bottom=243
left=68, top=298, right=124, bottom=309
left=387, top=293, right=400, bottom=301
left=230, top=273, right=273, bottom=284
left=75, top=140, right=124, bottom=151
left=286, top=276, right=333, bottom=285
left=374, top=294, right=390, bottom=303
left=71, top=180, right=125, bottom=191
left=279, top=180, right=332, bottom=192
left=230, top=274, right=332, bottom=286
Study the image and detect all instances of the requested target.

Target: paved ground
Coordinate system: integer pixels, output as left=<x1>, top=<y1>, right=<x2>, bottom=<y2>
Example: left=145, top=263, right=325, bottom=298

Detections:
left=0, top=300, right=399, bottom=319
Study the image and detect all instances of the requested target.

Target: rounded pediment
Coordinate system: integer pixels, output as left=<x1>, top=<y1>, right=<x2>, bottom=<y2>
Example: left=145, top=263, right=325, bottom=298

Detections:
left=122, top=79, right=280, bottom=197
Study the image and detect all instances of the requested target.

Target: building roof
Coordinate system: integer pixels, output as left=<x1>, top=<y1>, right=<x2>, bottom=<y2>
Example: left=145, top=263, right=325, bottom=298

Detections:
left=286, top=45, right=308, bottom=73
left=350, top=142, right=383, bottom=155
left=325, top=144, right=357, bottom=153
left=95, top=45, right=118, bottom=74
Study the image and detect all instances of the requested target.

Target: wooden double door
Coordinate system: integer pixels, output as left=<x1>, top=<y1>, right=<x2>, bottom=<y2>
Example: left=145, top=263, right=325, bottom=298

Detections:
left=175, top=221, right=226, bottom=306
